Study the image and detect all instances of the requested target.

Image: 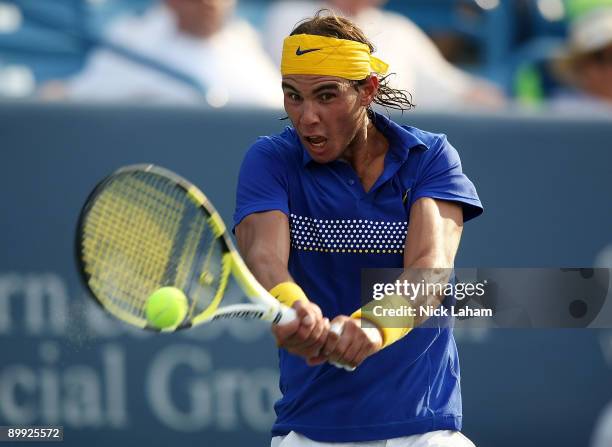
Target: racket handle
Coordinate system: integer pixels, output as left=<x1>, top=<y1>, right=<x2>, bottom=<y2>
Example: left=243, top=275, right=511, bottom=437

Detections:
left=276, top=305, right=297, bottom=325
left=331, top=361, right=356, bottom=372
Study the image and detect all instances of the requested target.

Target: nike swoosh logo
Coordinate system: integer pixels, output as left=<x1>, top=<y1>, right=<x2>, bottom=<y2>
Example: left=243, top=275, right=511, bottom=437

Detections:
left=296, top=46, right=321, bottom=56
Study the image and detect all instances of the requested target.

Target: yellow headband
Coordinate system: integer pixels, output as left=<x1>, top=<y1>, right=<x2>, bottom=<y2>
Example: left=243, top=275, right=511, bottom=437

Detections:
left=281, top=34, right=389, bottom=80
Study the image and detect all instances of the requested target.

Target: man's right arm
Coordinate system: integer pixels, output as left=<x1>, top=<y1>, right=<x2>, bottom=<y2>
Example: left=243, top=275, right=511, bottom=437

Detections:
left=236, top=210, right=292, bottom=290
left=235, top=210, right=330, bottom=360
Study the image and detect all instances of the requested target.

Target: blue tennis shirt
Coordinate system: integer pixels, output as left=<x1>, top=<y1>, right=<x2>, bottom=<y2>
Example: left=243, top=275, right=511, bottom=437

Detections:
left=233, top=112, right=483, bottom=442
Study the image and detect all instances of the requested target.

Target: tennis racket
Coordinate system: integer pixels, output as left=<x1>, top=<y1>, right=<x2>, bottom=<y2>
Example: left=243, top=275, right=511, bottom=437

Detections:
left=75, top=164, right=296, bottom=331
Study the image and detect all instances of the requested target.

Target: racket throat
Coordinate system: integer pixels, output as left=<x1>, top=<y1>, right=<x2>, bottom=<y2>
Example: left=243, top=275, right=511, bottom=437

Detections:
left=210, top=304, right=271, bottom=321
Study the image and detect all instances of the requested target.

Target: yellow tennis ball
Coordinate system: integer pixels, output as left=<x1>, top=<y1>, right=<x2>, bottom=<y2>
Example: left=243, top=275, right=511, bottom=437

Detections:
left=145, top=287, right=188, bottom=329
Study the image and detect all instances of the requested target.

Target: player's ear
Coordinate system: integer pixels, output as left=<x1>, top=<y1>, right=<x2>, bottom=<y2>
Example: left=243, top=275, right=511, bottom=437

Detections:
left=359, top=75, right=379, bottom=107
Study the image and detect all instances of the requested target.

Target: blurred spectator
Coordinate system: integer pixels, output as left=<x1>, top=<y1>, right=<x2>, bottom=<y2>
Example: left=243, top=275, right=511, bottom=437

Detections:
left=550, top=0, right=612, bottom=111
left=42, top=0, right=281, bottom=108
left=262, top=0, right=505, bottom=109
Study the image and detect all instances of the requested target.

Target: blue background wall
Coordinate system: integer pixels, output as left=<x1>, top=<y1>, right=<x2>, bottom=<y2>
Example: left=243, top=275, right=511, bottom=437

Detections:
left=1, top=103, right=611, bottom=446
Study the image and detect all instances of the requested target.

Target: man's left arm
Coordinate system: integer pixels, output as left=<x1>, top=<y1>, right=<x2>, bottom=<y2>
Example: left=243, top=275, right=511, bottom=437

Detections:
left=403, top=197, right=463, bottom=268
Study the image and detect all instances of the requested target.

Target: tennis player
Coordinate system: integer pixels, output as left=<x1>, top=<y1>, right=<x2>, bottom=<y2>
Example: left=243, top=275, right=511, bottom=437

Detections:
left=234, top=11, right=482, bottom=447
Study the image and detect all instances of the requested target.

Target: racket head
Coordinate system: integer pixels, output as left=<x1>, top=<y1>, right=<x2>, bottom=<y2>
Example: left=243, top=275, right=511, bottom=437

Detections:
left=75, top=164, right=235, bottom=331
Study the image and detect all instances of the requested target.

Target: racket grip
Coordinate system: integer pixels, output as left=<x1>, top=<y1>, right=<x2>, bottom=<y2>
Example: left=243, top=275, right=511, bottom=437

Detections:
left=276, top=305, right=297, bottom=325
left=331, top=361, right=356, bottom=372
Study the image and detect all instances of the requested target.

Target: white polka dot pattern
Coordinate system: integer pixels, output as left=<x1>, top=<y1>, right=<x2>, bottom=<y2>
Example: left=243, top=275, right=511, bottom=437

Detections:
left=289, top=214, right=407, bottom=254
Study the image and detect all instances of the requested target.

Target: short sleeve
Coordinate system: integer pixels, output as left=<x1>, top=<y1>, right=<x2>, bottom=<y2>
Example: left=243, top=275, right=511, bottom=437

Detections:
left=233, top=138, right=290, bottom=229
left=410, top=135, right=483, bottom=222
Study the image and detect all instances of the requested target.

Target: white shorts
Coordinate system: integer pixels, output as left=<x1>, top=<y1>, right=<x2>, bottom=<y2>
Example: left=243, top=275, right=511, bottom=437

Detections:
left=271, top=430, right=476, bottom=447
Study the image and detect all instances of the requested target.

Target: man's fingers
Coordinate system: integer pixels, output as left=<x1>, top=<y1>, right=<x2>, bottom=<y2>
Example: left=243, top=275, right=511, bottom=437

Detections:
left=306, top=354, right=327, bottom=366
left=294, top=314, right=318, bottom=342
left=338, top=339, right=364, bottom=367
left=294, top=317, right=329, bottom=357
left=328, top=332, right=351, bottom=364
left=276, top=301, right=329, bottom=353
left=294, top=301, right=314, bottom=327
left=321, top=321, right=342, bottom=356
left=326, top=319, right=373, bottom=369
left=279, top=301, right=318, bottom=347
left=271, top=317, right=300, bottom=339
left=351, top=344, right=375, bottom=367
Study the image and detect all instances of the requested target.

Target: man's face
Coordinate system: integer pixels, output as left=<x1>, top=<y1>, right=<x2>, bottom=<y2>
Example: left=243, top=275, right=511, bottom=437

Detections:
left=282, top=75, right=372, bottom=164
left=327, top=0, right=386, bottom=16
left=165, top=0, right=235, bottom=38
left=578, top=44, right=612, bottom=102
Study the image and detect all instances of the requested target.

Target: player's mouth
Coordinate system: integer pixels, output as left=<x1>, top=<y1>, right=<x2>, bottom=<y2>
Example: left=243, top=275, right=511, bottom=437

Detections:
left=304, top=135, right=328, bottom=151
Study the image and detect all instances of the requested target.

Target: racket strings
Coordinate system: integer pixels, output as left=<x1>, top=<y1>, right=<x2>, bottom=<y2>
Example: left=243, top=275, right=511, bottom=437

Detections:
left=175, top=216, right=206, bottom=291
left=175, top=215, right=223, bottom=317
left=121, top=174, right=188, bottom=313
left=81, top=171, right=229, bottom=326
left=83, top=175, right=185, bottom=318
left=191, top=237, right=225, bottom=315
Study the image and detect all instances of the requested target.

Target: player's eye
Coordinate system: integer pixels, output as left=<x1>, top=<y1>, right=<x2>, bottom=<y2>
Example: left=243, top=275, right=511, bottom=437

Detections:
left=319, top=93, right=335, bottom=102
left=285, top=92, right=301, bottom=102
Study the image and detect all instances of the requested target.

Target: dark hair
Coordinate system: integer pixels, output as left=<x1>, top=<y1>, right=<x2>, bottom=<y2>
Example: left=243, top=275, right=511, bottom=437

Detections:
left=290, top=9, right=415, bottom=114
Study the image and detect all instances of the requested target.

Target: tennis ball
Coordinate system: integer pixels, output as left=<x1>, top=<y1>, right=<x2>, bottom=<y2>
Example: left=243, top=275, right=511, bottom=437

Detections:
left=145, top=287, right=188, bottom=329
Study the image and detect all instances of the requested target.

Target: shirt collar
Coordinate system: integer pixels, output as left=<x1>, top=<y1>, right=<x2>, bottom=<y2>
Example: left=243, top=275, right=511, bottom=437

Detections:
left=300, top=112, right=427, bottom=167
left=301, top=140, right=313, bottom=166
